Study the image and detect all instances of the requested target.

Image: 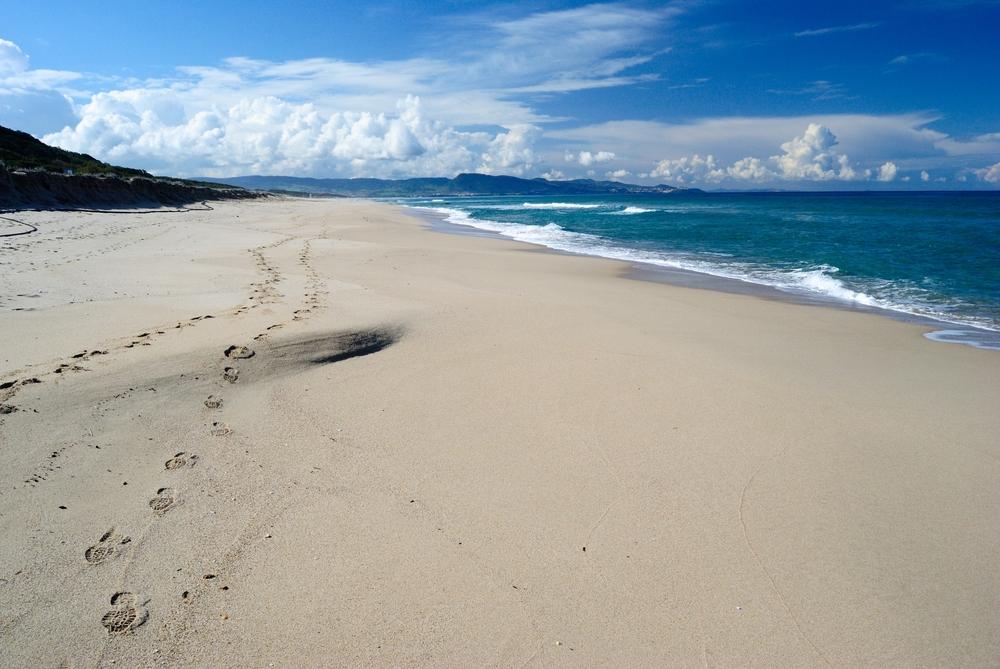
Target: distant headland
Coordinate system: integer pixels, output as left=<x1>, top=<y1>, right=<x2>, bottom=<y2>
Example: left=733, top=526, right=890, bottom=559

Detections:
left=201, top=173, right=701, bottom=198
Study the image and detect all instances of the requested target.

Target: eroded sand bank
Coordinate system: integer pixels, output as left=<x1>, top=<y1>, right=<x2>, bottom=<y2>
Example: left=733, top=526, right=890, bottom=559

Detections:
left=1, top=198, right=998, bottom=667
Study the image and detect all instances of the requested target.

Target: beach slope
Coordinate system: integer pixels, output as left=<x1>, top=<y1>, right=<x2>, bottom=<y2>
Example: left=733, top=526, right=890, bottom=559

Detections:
left=1, top=198, right=998, bottom=668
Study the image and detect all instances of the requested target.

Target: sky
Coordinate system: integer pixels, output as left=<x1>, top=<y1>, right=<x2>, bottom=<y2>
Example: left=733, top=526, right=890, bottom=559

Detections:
left=1, top=0, right=999, bottom=189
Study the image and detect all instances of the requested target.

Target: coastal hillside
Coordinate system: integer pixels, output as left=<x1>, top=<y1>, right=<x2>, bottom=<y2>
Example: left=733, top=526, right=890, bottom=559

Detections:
left=203, top=173, right=701, bottom=197
left=0, top=125, right=259, bottom=209
left=0, top=125, right=151, bottom=178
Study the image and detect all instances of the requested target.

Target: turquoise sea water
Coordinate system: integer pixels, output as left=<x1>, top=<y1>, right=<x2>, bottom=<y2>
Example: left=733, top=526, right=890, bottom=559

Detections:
left=407, top=192, right=1000, bottom=348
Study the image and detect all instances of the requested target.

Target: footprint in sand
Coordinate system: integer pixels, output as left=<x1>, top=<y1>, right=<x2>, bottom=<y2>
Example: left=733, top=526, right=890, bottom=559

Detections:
left=84, top=528, right=131, bottom=565
left=222, top=367, right=239, bottom=383
left=224, top=345, right=255, bottom=359
left=204, top=395, right=223, bottom=409
left=100, top=592, right=148, bottom=635
left=148, top=488, right=176, bottom=515
left=54, top=363, right=84, bottom=374
left=209, top=422, right=231, bottom=437
left=164, top=452, right=198, bottom=470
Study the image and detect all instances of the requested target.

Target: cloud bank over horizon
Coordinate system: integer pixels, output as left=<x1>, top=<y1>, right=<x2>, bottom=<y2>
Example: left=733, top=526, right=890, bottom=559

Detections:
left=1, top=2, right=999, bottom=187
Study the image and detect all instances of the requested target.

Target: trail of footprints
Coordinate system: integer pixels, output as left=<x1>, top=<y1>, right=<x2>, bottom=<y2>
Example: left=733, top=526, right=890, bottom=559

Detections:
left=21, top=234, right=325, bottom=401
left=10, top=239, right=340, bottom=642
left=78, top=341, right=246, bottom=638
left=2, top=235, right=296, bottom=411
left=291, top=239, right=328, bottom=323
left=0, top=218, right=169, bottom=272
left=241, top=236, right=291, bottom=314
left=20, top=444, right=71, bottom=488
left=0, top=315, right=219, bottom=423
left=7, top=236, right=329, bottom=639
left=2, top=236, right=298, bottom=411
left=248, top=237, right=327, bottom=342
left=4, top=226, right=297, bottom=405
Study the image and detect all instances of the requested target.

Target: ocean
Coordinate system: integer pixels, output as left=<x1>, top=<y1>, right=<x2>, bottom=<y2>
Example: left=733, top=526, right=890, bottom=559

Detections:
left=406, top=191, right=1000, bottom=350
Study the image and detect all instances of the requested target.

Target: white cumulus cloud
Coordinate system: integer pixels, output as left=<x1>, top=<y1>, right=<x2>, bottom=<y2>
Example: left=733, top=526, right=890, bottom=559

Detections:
left=0, top=38, right=80, bottom=100
left=550, top=114, right=977, bottom=176
left=649, top=154, right=724, bottom=183
left=0, top=38, right=28, bottom=76
left=2, top=6, right=997, bottom=188
left=646, top=124, right=885, bottom=184
left=43, top=93, right=539, bottom=178
left=478, top=124, right=539, bottom=175
left=877, top=161, right=898, bottom=182
left=0, top=2, right=672, bottom=178
left=566, top=150, right=615, bottom=166
left=726, top=156, right=771, bottom=181
left=980, top=161, right=1000, bottom=184
left=773, top=124, right=860, bottom=180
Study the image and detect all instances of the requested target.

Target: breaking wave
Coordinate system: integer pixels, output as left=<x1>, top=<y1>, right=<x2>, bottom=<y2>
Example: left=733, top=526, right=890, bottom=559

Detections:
left=521, top=202, right=604, bottom=209
left=414, top=205, right=1000, bottom=341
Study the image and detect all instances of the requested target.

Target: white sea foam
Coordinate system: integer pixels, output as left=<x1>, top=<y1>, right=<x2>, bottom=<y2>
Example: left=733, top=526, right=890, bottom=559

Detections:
left=616, top=206, right=656, bottom=215
left=784, top=268, right=877, bottom=306
left=924, top=329, right=1000, bottom=350
left=413, top=204, right=999, bottom=339
left=419, top=207, right=596, bottom=248
left=521, top=202, right=603, bottom=209
left=417, top=207, right=882, bottom=305
left=458, top=204, right=533, bottom=211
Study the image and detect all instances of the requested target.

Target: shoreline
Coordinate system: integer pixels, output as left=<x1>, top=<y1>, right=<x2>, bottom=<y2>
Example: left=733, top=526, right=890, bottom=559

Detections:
left=2, top=198, right=999, bottom=667
left=408, top=202, right=1000, bottom=351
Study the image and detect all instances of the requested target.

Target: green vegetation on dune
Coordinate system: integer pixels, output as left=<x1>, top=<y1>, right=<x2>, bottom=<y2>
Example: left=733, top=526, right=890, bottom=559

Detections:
left=0, top=124, right=259, bottom=208
left=0, top=125, right=151, bottom=178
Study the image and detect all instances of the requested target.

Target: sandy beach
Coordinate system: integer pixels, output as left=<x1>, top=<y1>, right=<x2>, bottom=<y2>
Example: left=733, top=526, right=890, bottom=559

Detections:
left=1, top=197, right=998, bottom=668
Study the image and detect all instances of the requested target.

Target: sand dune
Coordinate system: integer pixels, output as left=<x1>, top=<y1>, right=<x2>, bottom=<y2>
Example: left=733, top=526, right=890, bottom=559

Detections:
left=1, top=198, right=998, bottom=667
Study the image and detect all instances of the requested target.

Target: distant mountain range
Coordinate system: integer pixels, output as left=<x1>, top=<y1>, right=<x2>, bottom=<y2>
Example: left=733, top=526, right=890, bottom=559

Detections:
left=0, top=122, right=699, bottom=207
left=200, top=173, right=702, bottom=197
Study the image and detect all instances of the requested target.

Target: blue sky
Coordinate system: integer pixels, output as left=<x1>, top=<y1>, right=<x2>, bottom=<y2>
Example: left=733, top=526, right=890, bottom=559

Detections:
left=2, top=0, right=999, bottom=188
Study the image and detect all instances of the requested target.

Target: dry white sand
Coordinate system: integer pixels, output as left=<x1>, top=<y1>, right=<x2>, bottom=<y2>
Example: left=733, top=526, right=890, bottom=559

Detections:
left=1, top=198, right=998, bottom=668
